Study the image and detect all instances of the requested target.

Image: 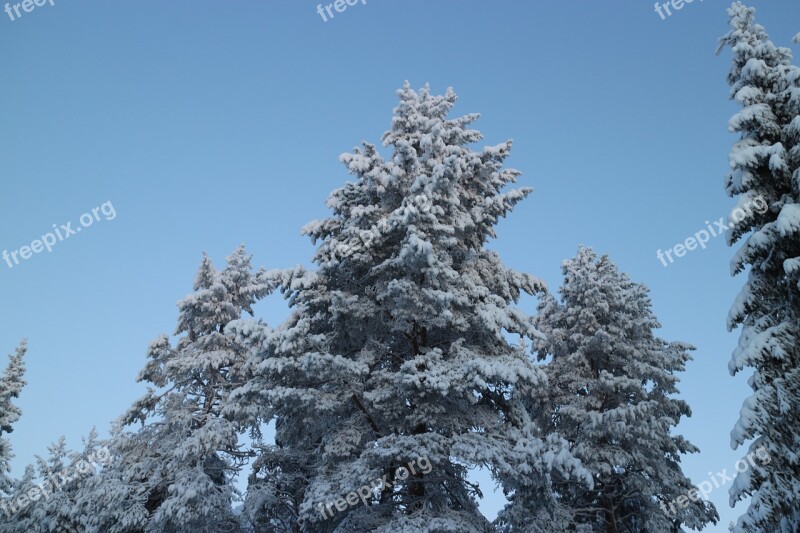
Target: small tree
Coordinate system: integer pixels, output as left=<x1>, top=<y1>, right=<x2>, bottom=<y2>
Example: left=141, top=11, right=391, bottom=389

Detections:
left=504, top=247, right=717, bottom=532
left=0, top=465, right=36, bottom=533
left=79, top=246, right=273, bottom=532
left=11, top=433, right=104, bottom=533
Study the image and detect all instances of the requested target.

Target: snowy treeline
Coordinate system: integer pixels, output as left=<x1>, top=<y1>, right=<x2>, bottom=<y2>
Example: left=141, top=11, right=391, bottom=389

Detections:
left=0, top=86, right=708, bottom=533
left=0, top=3, right=797, bottom=531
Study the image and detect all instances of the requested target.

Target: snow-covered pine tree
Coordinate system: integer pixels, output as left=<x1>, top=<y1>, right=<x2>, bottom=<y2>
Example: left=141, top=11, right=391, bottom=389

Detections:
left=225, top=308, right=310, bottom=533
left=718, top=3, right=800, bottom=531
left=8, top=432, right=105, bottom=533
left=11, top=437, right=76, bottom=533
left=500, top=247, right=717, bottom=532
left=78, top=246, right=274, bottom=533
left=0, top=342, right=26, bottom=501
left=233, top=83, right=586, bottom=532
left=0, top=342, right=27, bottom=532
left=0, top=465, right=36, bottom=533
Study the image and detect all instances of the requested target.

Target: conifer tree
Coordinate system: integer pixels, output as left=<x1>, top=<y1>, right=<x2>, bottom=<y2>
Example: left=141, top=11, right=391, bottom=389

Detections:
left=500, top=247, right=717, bottom=532
left=8, top=433, right=104, bottom=533
left=79, top=246, right=272, bottom=532
left=233, top=83, right=586, bottom=532
left=718, top=3, right=800, bottom=531
left=0, top=342, right=26, bottom=498
left=0, top=465, right=36, bottom=533
left=0, top=341, right=27, bottom=531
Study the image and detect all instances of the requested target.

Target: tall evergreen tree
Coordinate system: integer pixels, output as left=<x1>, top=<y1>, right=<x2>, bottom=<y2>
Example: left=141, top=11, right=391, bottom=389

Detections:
left=232, top=83, right=586, bottom=532
left=0, top=341, right=26, bottom=500
left=0, top=342, right=27, bottom=531
left=78, top=246, right=273, bottom=532
left=500, top=247, right=717, bottom=532
left=718, top=3, right=800, bottom=531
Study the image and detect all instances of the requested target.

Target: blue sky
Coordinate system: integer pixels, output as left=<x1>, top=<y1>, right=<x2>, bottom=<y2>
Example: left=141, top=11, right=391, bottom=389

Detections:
left=1, top=0, right=799, bottom=529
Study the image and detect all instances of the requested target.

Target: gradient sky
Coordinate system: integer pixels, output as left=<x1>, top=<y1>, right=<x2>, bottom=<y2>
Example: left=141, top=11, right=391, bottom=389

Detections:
left=2, top=1, right=799, bottom=530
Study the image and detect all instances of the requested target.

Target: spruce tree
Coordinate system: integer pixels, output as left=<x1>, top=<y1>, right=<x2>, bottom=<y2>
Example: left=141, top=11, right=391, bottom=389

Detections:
left=718, top=3, right=800, bottom=531
left=0, top=465, right=36, bottom=533
left=500, top=247, right=717, bottom=532
left=0, top=341, right=27, bottom=531
left=233, top=83, right=586, bottom=532
left=79, top=246, right=272, bottom=532
left=9, top=433, right=104, bottom=533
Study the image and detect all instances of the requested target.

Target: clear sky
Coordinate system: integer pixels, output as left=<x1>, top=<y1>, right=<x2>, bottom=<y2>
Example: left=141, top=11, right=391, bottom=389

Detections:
left=2, top=1, right=799, bottom=530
